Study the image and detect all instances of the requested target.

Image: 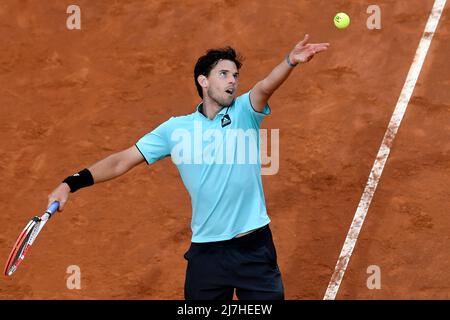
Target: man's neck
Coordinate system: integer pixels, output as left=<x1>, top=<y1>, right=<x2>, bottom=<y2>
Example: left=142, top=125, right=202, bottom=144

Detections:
left=201, top=97, right=224, bottom=120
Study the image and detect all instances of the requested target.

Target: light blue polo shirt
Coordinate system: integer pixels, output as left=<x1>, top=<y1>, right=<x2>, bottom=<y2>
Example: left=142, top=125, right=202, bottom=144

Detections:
left=136, top=91, right=271, bottom=243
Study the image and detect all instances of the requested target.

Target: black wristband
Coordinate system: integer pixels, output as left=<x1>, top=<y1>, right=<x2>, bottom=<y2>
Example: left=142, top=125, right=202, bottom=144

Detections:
left=63, top=168, right=94, bottom=193
left=285, top=54, right=298, bottom=68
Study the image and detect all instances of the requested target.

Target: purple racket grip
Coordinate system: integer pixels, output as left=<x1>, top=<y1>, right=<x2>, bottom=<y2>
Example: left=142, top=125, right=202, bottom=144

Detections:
left=46, top=201, right=60, bottom=218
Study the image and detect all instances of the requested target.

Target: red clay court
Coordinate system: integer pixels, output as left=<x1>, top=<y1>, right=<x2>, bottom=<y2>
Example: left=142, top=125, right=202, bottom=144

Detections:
left=0, top=0, right=449, bottom=299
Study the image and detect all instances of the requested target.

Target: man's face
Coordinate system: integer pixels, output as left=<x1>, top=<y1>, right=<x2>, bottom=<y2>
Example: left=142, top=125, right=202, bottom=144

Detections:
left=203, top=59, right=239, bottom=107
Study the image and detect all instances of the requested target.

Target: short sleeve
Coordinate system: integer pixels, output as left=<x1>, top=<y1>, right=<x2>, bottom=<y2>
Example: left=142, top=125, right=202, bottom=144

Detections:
left=236, top=91, right=271, bottom=129
left=135, top=118, right=172, bottom=165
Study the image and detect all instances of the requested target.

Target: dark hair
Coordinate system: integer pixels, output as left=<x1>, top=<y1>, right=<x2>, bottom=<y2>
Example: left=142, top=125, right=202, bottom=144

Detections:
left=194, top=46, right=243, bottom=98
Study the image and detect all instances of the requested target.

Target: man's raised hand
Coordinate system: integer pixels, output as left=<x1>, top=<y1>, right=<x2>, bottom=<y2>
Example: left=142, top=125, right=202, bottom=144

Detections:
left=288, top=34, right=330, bottom=64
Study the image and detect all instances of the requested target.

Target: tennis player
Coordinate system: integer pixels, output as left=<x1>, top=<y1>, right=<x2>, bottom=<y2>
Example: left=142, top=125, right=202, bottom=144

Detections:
left=48, top=35, right=329, bottom=300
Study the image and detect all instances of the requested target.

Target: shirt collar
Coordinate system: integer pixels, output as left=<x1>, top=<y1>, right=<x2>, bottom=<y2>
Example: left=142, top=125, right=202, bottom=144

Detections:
left=195, top=100, right=234, bottom=119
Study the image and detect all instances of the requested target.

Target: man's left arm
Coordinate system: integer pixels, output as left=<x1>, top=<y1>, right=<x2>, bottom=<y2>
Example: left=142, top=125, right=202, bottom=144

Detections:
left=250, top=34, right=330, bottom=112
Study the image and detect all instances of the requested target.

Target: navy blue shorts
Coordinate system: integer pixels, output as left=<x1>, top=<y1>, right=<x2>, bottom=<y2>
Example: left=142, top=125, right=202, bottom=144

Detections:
left=183, top=224, right=284, bottom=300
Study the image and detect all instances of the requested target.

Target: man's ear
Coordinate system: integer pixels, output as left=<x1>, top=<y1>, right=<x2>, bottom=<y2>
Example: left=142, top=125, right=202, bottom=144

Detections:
left=197, top=75, right=208, bottom=89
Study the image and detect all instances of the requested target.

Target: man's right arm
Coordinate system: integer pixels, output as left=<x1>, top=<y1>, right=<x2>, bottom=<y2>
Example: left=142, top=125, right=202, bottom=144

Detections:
left=48, top=145, right=145, bottom=211
left=88, top=145, right=145, bottom=183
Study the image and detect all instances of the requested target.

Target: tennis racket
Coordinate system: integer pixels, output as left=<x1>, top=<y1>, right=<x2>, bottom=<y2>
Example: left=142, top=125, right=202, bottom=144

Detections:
left=4, top=201, right=60, bottom=276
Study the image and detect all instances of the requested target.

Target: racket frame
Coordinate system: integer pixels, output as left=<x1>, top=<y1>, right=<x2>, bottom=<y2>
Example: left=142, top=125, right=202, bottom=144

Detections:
left=4, top=201, right=59, bottom=276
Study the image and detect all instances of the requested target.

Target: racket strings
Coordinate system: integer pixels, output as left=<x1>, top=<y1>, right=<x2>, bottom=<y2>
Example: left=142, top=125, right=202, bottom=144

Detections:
left=5, top=218, right=40, bottom=275
left=4, top=203, right=58, bottom=276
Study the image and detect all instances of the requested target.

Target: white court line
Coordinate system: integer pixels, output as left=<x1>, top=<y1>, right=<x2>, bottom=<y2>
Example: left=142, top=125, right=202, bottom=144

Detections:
left=323, top=0, right=447, bottom=300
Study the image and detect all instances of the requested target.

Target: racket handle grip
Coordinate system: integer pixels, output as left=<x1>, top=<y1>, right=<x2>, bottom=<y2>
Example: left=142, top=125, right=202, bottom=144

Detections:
left=46, top=201, right=60, bottom=217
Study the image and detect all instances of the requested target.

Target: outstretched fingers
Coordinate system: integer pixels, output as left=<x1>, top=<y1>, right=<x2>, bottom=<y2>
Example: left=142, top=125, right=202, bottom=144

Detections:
left=311, top=43, right=330, bottom=54
left=298, top=34, right=310, bottom=47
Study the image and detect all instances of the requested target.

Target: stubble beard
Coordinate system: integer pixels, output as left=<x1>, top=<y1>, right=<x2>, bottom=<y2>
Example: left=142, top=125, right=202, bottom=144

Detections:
left=207, top=87, right=234, bottom=108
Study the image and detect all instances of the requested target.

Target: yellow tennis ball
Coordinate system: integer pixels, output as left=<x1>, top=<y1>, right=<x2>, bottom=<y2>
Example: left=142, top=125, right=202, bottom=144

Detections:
left=334, top=12, right=350, bottom=29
